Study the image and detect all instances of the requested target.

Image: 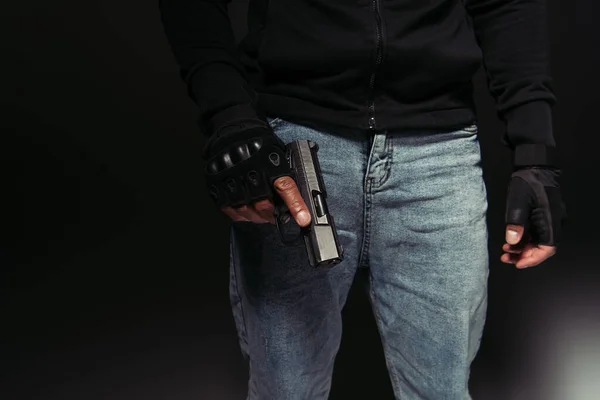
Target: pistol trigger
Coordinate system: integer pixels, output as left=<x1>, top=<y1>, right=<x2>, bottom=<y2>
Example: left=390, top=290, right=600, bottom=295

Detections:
left=274, top=204, right=303, bottom=245
left=274, top=202, right=291, bottom=223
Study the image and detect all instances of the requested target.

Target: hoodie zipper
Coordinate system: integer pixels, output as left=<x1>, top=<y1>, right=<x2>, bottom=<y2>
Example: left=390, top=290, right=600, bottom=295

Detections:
left=368, top=0, right=384, bottom=130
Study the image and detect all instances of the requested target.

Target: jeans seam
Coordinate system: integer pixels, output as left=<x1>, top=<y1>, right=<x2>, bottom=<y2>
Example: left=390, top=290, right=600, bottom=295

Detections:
left=358, top=178, right=372, bottom=268
left=462, top=123, right=478, bottom=134
left=267, top=117, right=283, bottom=130
left=380, top=133, right=393, bottom=186
left=230, top=227, right=250, bottom=353
left=368, top=278, right=404, bottom=397
left=370, top=133, right=393, bottom=188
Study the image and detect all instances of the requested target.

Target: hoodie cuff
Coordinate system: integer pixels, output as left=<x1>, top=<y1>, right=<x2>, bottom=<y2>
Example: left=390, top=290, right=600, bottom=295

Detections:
left=502, top=101, right=559, bottom=168
left=502, top=101, right=556, bottom=148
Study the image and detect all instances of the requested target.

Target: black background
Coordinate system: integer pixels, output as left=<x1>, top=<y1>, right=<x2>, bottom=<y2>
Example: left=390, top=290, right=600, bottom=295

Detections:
left=1, top=1, right=599, bottom=399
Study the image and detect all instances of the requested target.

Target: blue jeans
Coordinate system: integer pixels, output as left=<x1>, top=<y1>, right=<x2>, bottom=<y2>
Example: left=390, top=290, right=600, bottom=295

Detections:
left=229, top=117, right=489, bottom=399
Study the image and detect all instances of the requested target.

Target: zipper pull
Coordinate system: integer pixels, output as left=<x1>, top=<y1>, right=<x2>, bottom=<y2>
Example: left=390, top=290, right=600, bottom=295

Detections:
left=369, top=116, right=376, bottom=130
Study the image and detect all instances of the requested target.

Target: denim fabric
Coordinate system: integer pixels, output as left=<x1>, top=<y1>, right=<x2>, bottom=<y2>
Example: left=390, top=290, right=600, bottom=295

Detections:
left=229, top=117, right=489, bottom=400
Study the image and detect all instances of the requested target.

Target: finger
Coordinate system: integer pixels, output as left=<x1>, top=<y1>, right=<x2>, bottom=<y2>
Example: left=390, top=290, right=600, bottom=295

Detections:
left=273, top=176, right=311, bottom=227
left=501, top=242, right=537, bottom=264
left=500, top=252, right=517, bottom=264
left=514, top=245, right=557, bottom=269
left=234, top=204, right=271, bottom=224
left=518, top=242, right=538, bottom=259
left=221, top=206, right=249, bottom=222
left=505, top=224, right=525, bottom=245
left=253, top=198, right=276, bottom=224
left=503, top=238, right=534, bottom=253
left=502, top=243, right=523, bottom=254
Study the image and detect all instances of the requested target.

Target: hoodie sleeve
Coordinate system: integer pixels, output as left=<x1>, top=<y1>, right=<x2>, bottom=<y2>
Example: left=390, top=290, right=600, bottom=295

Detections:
left=465, top=0, right=558, bottom=157
left=158, top=0, right=263, bottom=136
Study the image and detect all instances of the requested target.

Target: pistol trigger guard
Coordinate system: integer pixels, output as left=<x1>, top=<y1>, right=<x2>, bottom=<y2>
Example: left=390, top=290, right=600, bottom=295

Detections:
left=274, top=203, right=303, bottom=245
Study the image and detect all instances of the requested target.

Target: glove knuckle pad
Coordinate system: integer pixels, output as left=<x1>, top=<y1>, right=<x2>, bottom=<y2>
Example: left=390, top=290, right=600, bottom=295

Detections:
left=205, top=130, right=292, bottom=209
left=507, top=167, right=566, bottom=246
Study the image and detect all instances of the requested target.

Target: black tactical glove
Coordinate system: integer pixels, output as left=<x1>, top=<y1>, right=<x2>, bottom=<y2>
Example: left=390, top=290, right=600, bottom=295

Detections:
left=201, top=104, right=293, bottom=209
left=505, top=144, right=567, bottom=246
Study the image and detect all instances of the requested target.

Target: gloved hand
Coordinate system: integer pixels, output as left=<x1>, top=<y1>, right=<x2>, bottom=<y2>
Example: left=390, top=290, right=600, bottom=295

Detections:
left=502, top=160, right=567, bottom=269
left=201, top=105, right=311, bottom=227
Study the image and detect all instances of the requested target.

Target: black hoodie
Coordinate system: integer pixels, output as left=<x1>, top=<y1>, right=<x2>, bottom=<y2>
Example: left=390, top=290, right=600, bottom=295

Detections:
left=159, top=0, right=557, bottom=153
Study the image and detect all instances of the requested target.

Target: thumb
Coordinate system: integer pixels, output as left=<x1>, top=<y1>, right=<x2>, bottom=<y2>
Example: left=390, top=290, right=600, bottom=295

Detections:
left=506, top=224, right=524, bottom=245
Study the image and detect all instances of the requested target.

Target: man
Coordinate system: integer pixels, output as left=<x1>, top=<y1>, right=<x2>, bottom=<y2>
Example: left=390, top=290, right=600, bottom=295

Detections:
left=159, top=0, right=566, bottom=398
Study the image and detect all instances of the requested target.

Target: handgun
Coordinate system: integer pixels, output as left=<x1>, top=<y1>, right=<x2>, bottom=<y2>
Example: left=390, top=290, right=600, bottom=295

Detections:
left=273, top=140, right=344, bottom=268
